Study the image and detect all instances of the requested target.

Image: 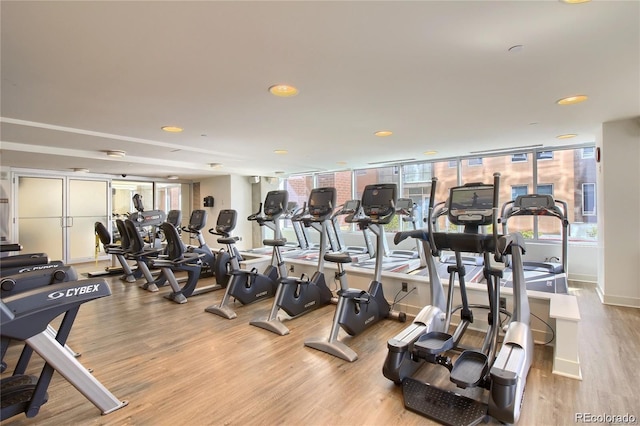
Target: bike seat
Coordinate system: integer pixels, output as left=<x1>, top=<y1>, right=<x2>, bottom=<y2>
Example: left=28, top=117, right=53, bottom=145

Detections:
left=263, top=238, right=287, bottom=247
left=324, top=252, right=352, bottom=264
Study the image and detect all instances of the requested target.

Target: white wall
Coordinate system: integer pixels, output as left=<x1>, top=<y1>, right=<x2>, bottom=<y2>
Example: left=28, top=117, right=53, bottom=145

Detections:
left=597, top=117, right=640, bottom=307
left=197, top=173, right=255, bottom=251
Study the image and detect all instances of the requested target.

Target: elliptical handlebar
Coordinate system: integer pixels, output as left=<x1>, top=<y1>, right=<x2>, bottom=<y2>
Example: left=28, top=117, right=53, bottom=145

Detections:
left=427, top=177, right=440, bottom=257
left=492, top=172, right=502, bottom=263
left=393, top=229, right=430, bottom=245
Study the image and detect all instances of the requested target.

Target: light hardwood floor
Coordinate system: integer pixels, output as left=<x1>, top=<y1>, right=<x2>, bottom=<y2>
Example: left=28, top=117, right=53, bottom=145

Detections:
left=1, top=261, right=639, bottom=426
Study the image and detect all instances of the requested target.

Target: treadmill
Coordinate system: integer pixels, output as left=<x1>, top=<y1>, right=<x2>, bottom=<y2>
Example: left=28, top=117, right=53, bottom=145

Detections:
left=500, top=194, right=569, bottom=293
left=351, top=198, right=422, bottom=274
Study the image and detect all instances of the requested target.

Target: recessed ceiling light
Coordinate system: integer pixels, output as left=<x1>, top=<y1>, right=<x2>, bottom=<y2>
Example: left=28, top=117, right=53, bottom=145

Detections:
left=274, top=171, right=285, bottom=175
left=274, top=149, right=288, bottom=155
left=167, top=175, right=179, bottom=180
left=556, top=95, right=588, bottom=105
left=268, top=84, right=299, bottom=97
left=556, top=134, right=577, bottom=139
left=106, top=150, right=126, bottom=158
left=161, top=126, right=184, bottom=133
left=561, top=0, right=590, bottom=4
left=72, top=168, right=89, bottom=173
left=209, top=163, right=223, bottom=168
left=374, top=130, right=393, bottom=137
left=423, top=151, right=438, bottom=156
left=336, top=161, right=348, bottom=165
left=508, top=45, right=524, bottom=53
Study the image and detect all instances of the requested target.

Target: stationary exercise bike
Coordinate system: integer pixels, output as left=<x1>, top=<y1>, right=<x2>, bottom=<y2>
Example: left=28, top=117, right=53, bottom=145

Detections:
left=204, top=190, right=289, bottom=319
left=304, top=183, right=406, bottom=362
left=181, top=209, right=216, bottom=278
left=383, top=174, right=533, bottom=425
left=250, top=187, right=336, bottom=335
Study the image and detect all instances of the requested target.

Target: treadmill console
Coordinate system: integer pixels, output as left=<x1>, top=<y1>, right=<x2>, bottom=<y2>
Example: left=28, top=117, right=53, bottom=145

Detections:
left=396, top=198, right=414, bottom=212
left=448, top=184, right=494, bottom=226
left=514, top=194, right=555, bottom=211
left=343, top=199, right=360, bottom=212
left=308, top=187, right=337, bottom=219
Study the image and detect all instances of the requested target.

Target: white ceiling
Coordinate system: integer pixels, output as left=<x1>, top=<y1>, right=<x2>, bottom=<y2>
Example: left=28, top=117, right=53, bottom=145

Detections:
left=1, top=1, right=638, bottom=181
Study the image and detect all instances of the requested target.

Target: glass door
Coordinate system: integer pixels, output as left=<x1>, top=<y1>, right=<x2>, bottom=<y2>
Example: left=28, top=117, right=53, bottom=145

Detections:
left=67, top=179, right=109, bottom=263
left=15, top=174, right=110, bottom=263
left=16, top=176, right=65, bottom=260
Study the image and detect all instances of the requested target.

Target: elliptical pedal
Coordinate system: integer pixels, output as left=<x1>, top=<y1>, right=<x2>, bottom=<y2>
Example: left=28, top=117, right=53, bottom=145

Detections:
left=450, top=350, right=488, bottom=389
left=402, top=377, right=487, bottom=426
left=413, top=331, right=454, bottom=357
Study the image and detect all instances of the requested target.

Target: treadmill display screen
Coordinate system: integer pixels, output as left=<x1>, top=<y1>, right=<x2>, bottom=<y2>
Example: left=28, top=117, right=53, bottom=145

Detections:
left=448, top=185, right=494, bottom=225
left=343, top=200, right=360, bottom=211
left=396, top=198, right=414, bottom=210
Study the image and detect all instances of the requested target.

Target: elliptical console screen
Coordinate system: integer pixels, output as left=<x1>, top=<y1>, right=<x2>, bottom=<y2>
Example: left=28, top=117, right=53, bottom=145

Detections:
left=448, top=185, right=494, bottom=226
left=263, top=190, right=288, bottom=216
left=308, top=187, right=336, bottom=218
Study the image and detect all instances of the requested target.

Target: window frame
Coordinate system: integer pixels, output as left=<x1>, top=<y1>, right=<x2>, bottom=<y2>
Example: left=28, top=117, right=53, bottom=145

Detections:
left=582, top=182, right=596, bottom=216
left=467, top=157, right=483, bottom=166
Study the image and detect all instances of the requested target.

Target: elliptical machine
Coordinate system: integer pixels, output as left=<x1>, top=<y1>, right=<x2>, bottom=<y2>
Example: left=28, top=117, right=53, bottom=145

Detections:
left=383, top=174, right=533, bottom=425
left=304, top=183, right=407, bottom=362
left=204, top=190, right=289, bottom=319
left=250, top=187, right=336, bottom=335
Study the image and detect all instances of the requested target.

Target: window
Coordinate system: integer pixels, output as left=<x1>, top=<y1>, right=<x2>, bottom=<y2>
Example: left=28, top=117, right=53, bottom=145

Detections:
left=537, top=184, right=553, bottom=196
left=283, top=175, right=314, bottom=224
left=582, top=183, right=596, bottom=215
left=284, top=144, right=597, bottom=242
left=537, top=151, right=554, bottom=160
left=582, top=147, right=595, bottom=159
left=403, top=163, right=431, bottom=183
left=511, top=185, right=528, bottom=200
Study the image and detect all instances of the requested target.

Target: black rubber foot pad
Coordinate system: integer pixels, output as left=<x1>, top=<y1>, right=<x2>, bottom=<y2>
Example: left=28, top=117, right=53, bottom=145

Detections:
left=402, top=377, right=487, bottom=426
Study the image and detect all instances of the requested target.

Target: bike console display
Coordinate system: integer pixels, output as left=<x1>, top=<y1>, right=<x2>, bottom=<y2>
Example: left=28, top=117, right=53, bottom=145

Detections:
left=308, top=187, right=336, bottom=219
left=263, top=190, right=288, bottom=218
left=361, top=184, right=397, bottom=224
